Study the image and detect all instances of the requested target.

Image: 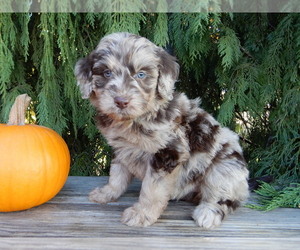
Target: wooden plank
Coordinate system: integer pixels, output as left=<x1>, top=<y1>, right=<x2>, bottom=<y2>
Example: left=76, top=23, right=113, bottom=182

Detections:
left=0, top=176, right=299, bottom=249
left=0, top=238, right=300, bottom=250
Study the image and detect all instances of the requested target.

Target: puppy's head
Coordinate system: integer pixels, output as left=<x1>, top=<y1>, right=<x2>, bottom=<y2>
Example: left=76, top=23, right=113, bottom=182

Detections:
left=75, top=32, right=179, bottom=120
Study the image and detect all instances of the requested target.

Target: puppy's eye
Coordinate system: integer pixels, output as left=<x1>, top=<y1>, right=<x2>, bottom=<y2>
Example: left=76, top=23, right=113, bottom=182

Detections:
left=135, top=72, right=146, bottom=79
left=103, top=69, right=112, bottom=78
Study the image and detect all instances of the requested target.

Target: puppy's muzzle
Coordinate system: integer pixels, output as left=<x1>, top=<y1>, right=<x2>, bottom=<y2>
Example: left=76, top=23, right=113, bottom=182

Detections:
left=114, top=96, right=129, bottom=109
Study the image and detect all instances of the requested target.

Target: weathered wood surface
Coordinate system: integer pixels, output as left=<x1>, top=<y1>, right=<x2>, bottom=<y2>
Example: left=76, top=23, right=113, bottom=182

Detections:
left=0, top=176, right=299, bottom=249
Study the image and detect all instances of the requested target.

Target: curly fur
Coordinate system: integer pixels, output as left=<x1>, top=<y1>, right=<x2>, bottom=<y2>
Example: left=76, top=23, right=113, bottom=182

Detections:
left=75, top=32, right=249, bottom=229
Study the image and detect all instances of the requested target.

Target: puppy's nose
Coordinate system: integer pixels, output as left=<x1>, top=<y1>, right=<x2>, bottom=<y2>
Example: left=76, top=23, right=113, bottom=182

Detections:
left=114, top=96, right=129, bottom=109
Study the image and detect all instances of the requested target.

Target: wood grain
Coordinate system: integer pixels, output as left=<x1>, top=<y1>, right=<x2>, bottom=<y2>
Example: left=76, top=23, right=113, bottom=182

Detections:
left=0, top=176, right=299, bottom=249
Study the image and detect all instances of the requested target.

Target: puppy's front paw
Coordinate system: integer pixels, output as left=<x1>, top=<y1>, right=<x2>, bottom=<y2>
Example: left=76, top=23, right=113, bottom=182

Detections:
left=192, top=203, right=223, bottom=229
left=121, top=206, right=156, bottom=227
left=89, top=187, right=115, bottom=204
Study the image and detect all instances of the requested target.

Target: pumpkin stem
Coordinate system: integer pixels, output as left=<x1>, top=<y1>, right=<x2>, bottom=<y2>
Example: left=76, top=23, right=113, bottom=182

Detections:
left=7, top=94, right=32, bottom=125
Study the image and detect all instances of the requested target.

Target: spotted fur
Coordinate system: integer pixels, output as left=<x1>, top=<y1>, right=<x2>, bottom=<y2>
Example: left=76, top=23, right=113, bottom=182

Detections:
left=75, top=32, right=249, bottom=228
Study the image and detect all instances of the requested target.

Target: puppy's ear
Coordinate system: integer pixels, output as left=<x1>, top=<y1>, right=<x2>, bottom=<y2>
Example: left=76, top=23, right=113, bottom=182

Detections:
left=74, top=54, right=94, bottom=99
left=156, top=48, right=179, bottom=101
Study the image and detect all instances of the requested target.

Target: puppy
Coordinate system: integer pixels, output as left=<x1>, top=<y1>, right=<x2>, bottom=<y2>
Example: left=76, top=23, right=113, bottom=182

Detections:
left=75, top=32, right=249, bottom=229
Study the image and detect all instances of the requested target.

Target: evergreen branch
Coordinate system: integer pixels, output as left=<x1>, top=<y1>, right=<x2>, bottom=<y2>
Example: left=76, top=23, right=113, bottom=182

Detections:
left=236, top=111, right=252, bottom=131
left=238, top=135, right=257, bottom=147
left=240, top=46, right=255, bottom=60
left=248, top=182, right=300, bottom=211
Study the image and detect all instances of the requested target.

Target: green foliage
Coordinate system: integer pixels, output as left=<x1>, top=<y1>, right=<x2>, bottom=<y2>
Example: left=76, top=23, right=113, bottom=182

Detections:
left=217, top=27, right=242, bottom=70
left=0, top=12, right=299, bottom=197
left=169, top=13, right=212, bottom=68
left=247, top=182, right=300, bottom=211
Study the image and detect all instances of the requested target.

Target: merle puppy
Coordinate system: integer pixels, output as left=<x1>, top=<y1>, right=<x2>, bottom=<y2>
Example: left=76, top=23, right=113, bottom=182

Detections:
left=75, top=32, right=249, bottom=229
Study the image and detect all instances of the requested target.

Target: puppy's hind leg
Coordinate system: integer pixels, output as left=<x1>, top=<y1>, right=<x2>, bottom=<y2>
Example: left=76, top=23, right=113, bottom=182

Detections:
left=89, top=162, right=133, bottom=204
left=192, top=160, right=249, bottom=229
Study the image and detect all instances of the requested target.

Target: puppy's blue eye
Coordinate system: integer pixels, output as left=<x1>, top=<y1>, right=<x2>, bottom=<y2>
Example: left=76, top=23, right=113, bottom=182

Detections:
left=103, top=70, right=112, bottom=78
left=136, top=72, right=146, bottom=79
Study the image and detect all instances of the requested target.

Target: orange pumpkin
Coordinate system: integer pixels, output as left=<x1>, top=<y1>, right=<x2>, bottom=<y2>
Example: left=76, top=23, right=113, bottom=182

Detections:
left=0, top=94, right=70, bottom=212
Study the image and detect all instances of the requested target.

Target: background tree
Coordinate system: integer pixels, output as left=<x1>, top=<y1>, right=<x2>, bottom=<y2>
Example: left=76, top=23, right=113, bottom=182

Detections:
left=0, top=12, right=299, bottom=207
